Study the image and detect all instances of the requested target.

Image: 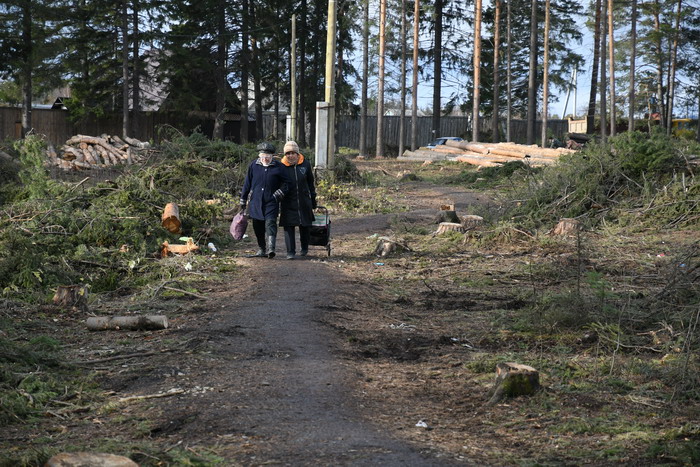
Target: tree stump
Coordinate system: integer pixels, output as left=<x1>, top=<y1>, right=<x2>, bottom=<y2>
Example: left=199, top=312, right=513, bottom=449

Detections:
left=486, top=362, right=540, bottom=406
left=374, top=237, right=410, bottom=257
left=461, top=215, right=485, bottom=230
left=435, top=222, right=466, bottom=235
left=435, top=210, right=460, bottom=224
left=87, top=315, right=169, bottom=331
left=552, top=218, right=580, bottom=236
left=52, top=285, right=89, bottom=312
left=161, top=202, right=181, bottom=233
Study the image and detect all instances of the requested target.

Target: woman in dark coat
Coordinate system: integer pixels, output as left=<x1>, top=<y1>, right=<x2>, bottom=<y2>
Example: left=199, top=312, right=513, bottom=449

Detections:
left=279, top=141, right=316, bottom=260
left=239, top=142, right=290, bottom=258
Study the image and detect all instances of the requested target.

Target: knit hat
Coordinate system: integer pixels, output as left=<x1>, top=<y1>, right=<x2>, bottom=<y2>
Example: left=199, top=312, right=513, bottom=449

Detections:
left=283, top=141, right=300, bottom=154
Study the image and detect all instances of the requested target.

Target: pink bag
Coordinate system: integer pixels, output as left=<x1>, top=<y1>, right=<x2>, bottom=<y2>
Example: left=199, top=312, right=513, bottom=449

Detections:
left=230, top=212, right=248, bottom=240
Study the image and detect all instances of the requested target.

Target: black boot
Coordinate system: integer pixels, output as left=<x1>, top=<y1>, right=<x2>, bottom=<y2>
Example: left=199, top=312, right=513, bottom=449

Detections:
left=266, top=236, right=276, bottom=259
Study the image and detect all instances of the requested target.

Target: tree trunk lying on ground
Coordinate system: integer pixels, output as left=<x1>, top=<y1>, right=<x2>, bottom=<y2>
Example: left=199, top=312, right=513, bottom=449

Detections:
left=161, top=202, right=181, bottom=233
left=87, top=315, right=169, bottom=331
left=45, top=452, right=138, bottom=467
left=486, top=362, right=540, bottom=406
left=48, top=134, right=149, bottom=171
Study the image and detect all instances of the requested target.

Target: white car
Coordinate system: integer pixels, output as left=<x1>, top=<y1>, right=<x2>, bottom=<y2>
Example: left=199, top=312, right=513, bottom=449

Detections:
left=426, top=136, right=463, bottom=148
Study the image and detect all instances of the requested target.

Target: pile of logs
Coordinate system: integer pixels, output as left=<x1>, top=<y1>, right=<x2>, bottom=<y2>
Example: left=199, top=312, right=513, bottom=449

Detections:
left=48, top=134, right=151, bottom=170
left=400, top=140, right=577, bottom=168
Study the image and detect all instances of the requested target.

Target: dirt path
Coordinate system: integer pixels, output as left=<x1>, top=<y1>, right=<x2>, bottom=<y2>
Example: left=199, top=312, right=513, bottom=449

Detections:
left=138, top=184, right=488, bottom=464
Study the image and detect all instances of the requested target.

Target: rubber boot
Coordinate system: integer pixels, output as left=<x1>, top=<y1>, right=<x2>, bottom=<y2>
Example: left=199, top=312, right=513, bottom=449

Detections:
left=266, top=236, right=276, bottom=259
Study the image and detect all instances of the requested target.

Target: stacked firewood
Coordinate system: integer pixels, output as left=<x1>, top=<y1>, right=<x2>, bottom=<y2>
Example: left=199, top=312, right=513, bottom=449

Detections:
left=400, top=140, right=577, bottom=168
left=48, top=134, right=151, bottom=170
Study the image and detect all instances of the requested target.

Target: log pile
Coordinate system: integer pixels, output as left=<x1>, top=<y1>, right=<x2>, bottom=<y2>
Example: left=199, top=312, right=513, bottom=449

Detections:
left=400, top=140, right=577, bottom=168
left=48, top=134, right=151, bottom=171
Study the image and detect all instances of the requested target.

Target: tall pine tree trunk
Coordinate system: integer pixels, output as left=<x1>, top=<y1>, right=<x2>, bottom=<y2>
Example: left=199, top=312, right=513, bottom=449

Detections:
left=472, top=0, right=482, bottom=142
left=629, top=0, right=637, bottom=132
left=665, top=0, right=682, bottom=134
left=359, top=0, right=369, bottom=156
left=240, top=0, right=249, bottom=143
left=526, top=0, right=537, bottom=145
left=411, top=0, right=420, bottom=150
left=213, top=0, right=226, bottom=140
left=432, top=0, right=443, bottom=139
left=607, top=0, right=616, bottom=137
left=399, top=0, right=407, bottom=156
left=587, top=0, right=602, bottom=135
left=506, top=0, right=512, bottom=141
left=121, top=0, right=130, bottom=138
left=492, top=0, right=501, bottom=143
left=542, top=0, right=550, bottom=147
left=600, top=0, right=608, bottom=142
left=20, top=1, right=32, bottom=136
left=253, top=37, right=263, bottom=141
left=653, top=0, right=665, bottom=129
left=376, top=0, right=386, bottom=158
left=131, top=0, right=140, bottom=138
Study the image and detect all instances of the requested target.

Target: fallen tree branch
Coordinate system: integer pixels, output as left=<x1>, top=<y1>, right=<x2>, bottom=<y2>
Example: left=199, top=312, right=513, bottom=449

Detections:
left=118, top=389, right=185, bottom=403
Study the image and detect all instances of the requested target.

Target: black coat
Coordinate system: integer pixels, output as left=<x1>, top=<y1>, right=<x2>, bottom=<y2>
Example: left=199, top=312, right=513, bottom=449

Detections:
left=279, top=155, right=316, bottom=227
left=240, top=158, right=290, bottom=221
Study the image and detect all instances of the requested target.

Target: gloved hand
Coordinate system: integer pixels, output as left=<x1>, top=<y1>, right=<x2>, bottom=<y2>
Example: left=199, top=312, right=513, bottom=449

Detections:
left=238, top=202, right=246, bottom=213
left=312, top=199, right=318, bottom=210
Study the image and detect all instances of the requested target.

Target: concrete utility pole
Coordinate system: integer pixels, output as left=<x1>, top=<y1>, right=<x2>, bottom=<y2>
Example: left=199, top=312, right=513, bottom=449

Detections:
left=315, top=0, right=337, bottom=169
left=288, top=14, right=297, bottom=141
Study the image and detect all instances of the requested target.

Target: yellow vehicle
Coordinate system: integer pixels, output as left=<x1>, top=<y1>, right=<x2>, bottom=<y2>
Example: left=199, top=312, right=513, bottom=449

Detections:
left=671, top=118, right=695, bottom=139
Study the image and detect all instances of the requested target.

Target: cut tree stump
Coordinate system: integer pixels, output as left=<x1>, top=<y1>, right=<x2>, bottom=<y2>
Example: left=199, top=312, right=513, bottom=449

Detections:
left=552, top=218, right=580, bottom=236
left=53, top=285, right=89, bottom=312
left=435, top=210, right=460, bottom=224
left=486, top=362, right=540, bottom=406
left=461, top=215, right=485, bottom=230
left=435, top=222, right=466, bottom=235
left=374, top=237, right=411, bottom=257
left=161, top=202, right=181, bottom=233
left=87, top=315, right=168, bottom=331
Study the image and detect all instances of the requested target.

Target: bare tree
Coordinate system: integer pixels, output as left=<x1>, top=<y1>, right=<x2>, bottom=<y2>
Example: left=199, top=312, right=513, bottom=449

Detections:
left=131, top=0, right=140, bottom=137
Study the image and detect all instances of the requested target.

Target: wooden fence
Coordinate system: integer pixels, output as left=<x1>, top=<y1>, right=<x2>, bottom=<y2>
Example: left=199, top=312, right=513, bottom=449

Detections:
left=1, top=105, right=568, bottom=153
left=336, top=115, right=569, bottom=154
